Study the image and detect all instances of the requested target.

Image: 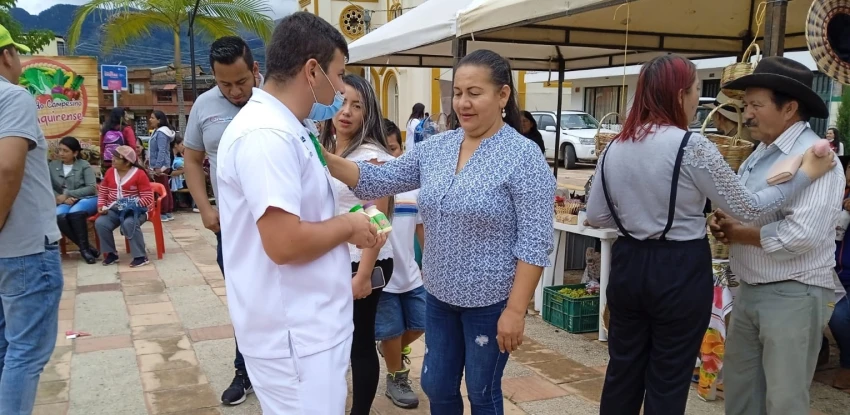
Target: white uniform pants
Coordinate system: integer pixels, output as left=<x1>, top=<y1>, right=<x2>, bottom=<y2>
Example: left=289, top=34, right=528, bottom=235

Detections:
left=243, top=334, right=352, bottom=414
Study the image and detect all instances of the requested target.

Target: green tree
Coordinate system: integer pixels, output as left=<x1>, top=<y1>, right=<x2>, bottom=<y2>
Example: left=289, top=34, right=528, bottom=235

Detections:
left=0, top=0, right=55, bottom=53
left=838, top=87, right=850, bottom=152
left=67, top=0, right=273, bottom=132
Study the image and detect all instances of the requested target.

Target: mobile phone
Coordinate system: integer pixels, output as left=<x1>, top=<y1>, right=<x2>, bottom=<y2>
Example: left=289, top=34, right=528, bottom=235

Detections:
left=352, top=267, right=386, bottom=290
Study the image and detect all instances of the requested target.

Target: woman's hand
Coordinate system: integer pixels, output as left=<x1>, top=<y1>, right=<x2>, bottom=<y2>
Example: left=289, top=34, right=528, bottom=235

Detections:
left=843, top=198, right=850, bottom=212
left=64, top=197, right=78, bottom=205
left=99, top=207, right=109, bottom=215
left=351, top=273, right=372, bottom=300
left=56, top=194, right=67, bottom=204
left=496, top=307, right=526, bottom=353
left=800, top=147, right=836, bottom=180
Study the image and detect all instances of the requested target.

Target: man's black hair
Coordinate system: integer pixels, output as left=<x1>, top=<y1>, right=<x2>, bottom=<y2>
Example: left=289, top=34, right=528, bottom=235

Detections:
left=209, top=36, right=254, bottom=72
left=265, top=11, right=349, bottom=83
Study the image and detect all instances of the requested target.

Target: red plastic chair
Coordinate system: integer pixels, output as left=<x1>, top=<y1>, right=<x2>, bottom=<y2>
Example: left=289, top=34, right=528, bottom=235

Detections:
left=90, top=183, right=167, bottom=260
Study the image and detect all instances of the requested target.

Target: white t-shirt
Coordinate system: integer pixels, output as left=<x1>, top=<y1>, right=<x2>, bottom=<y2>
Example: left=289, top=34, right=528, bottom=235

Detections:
left=216, top=89, right=352, bottom=359
left=405, top=118, right=420, bottom=152
left=385, top=189, right=424, bottom=294
left=333, top=144, right=394, bottom=263
left=63, top=164, right=73, bottom=176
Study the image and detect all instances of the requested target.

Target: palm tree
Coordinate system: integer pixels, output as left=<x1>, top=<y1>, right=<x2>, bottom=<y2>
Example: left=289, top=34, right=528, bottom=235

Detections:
left=66, top=0, right=274, bottom=132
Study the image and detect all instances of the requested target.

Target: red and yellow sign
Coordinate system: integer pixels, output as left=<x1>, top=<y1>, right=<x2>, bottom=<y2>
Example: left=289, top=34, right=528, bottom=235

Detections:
left=18, top=57, right=99, bottom=146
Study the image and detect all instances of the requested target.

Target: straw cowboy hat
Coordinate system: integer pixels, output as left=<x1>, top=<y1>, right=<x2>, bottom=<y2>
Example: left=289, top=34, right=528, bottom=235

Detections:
left=723, top=56, right=829, bottom=119
left=806, top=0, right=850, bottom=85
left=702, top=91, right=743, bottom=122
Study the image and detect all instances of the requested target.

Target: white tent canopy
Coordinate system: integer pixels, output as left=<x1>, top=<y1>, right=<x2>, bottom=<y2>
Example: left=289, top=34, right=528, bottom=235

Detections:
left=348, top=0, right=714, bottom=71
left=457, top=0, right=811, bottom=55
left=347, top=0, right=473, bottom=68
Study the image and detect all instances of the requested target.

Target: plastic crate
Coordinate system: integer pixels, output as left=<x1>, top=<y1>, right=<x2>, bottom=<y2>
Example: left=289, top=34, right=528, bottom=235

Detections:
left=542, top=284, right=600, bottom=333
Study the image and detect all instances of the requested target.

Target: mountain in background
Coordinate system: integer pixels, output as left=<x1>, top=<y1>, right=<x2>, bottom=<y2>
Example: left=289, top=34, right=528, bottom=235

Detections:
left=11, top=4, right=267, bottom=71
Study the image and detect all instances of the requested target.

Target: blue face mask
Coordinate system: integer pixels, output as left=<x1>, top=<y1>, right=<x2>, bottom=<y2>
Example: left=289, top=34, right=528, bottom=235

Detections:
left=308, top=66, right=344, bottom=121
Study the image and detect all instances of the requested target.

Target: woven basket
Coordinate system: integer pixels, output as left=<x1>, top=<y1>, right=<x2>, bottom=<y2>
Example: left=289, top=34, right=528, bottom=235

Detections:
left=594, top=112, right=620, bottom=155
left=721, top=42, right=761, bottom=100
left=708, top=230, right=729, bottom=259
left=702, top=104, right=754, bottom=172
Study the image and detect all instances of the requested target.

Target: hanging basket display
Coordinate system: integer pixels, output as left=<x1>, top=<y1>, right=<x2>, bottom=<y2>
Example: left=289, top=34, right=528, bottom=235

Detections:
left=594, top=112, right=620, bottom=155
left=702, top=103, right=754, bottom=173
left=721, top=42, right=761, bottom=100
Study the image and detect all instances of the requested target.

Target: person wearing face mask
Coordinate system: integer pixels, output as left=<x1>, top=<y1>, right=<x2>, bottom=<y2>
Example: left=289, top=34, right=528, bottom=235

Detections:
left=183, top=35, right=263, bottom=407
left=215, top=13, right=385, bottom=414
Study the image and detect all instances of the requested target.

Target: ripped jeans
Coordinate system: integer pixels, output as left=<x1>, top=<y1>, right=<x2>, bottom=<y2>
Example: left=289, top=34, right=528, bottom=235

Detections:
left=420, top=292, right=509, bottom=415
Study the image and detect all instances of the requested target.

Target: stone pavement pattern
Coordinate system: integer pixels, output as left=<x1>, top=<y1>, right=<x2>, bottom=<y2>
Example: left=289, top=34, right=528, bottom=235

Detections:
left=33, top=212, right=850, bottom=414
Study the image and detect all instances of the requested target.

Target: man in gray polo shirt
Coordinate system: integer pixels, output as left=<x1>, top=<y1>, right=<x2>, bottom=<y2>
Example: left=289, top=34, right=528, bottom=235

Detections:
left=184, top=36, right=261, bottom=406
left=0, top=25, right=64, bottom=414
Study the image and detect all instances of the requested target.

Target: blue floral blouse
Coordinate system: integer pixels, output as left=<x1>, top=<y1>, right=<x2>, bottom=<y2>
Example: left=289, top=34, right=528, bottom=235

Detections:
left=354, top=124, right=555, bottom=308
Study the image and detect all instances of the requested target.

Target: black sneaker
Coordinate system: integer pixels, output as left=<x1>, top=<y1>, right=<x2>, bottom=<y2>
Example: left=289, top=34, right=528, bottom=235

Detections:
left=221, top=369, right=253, bottom=405
left=130, top=257, right=150, bottom=268
left=102, top=253, right=119, bottom=266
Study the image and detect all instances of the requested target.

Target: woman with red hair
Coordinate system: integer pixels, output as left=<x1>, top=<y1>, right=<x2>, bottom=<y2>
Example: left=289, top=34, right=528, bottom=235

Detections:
left=585, top=55, right=834, bottom=414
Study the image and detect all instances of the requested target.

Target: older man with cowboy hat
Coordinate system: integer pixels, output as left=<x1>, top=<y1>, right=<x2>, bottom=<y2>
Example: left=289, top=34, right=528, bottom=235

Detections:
left=709, top=56, right=844, bottom=415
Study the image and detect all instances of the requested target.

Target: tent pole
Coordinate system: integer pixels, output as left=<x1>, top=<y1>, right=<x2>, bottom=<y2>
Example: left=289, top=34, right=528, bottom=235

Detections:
left=448, top=38, right=468, bottom=130
left=552, top=57, right=565, bottom=178
left=763, top=0, right=788, bottom=57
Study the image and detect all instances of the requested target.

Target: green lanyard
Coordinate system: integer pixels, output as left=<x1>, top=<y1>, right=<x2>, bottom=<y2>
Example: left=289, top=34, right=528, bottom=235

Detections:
left=308, top=132, right=327, bottom=167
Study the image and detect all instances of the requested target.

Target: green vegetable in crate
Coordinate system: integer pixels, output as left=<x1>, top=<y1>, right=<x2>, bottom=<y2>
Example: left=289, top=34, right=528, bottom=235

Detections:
left=558, top=287, right=597, bottom=299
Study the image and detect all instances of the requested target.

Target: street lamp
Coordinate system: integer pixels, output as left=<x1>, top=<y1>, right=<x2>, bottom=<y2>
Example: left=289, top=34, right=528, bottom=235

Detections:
left=188, top=0, right=202, bottom=101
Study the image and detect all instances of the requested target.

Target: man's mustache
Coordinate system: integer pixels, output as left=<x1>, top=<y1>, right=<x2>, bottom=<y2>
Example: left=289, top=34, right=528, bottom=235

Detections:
left=744, top=120, right=758, bottom=128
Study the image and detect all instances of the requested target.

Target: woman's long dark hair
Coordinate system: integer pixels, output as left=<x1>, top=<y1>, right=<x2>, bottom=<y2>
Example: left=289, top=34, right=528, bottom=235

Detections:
left=455, top=50, right=521, bottom=132
left=520, top=111, right=541, bottom=138
left=59, top=136, right=83, bottom=159
left=408, top=103, right=425, bottom=124
left=320, top=74, right=394, bottom=219
left=151, top=110, right=171, bottom=130
left=829, top=127, right=843, bottom=141
left=320, top=74, right=390, bottom=159
left=101, top=108, right=123, bottom=136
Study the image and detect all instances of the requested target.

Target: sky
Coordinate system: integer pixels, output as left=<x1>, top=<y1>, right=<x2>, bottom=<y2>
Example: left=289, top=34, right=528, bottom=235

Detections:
left=15, top=0, right=299, bottom=20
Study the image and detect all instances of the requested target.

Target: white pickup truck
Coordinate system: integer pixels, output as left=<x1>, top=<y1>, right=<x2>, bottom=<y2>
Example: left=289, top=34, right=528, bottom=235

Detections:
left=530, top=110, right=616, bottom=169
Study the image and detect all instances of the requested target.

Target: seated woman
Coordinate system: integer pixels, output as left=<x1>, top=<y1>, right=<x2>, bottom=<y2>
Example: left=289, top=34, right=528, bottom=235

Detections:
left=51, top=136, right=98, bottom=264
left=95, top=145, right=154, bottom=268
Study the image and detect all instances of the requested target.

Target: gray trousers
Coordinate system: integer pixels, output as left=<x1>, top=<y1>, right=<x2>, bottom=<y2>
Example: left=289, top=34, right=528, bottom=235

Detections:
left=724, top=280, right=834, bottom=415
left=94, top=210, right=147, bottom=258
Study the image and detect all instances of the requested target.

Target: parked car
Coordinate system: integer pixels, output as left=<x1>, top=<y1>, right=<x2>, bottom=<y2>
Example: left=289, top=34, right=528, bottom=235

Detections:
left=530, top=110, right=615, bottom=169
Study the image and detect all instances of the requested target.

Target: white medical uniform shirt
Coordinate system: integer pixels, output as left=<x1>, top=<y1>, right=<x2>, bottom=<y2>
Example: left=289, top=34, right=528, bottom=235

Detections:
left=216, top=89, right=352, bottom=359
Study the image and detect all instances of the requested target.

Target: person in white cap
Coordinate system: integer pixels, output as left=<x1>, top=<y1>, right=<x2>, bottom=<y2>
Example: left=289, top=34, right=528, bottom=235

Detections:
left=702, top=91, right=754, bottom=143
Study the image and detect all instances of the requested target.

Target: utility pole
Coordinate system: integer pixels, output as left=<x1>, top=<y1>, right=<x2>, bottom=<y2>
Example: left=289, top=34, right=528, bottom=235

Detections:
left=188, top=0, right=202, bottom=100
left=762, top=0, right=788, bottom=57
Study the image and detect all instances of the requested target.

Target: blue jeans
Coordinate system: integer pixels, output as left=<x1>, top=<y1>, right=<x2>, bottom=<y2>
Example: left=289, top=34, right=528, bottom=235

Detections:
left=420, top=293, right=509, bottom=415
left=0, top=242, right=63, bottom=415
left=55, top=196, right=98, bottom=216
left=216, top=232, right=245, bottom=372
left=829, top=287, right=850, bottom=368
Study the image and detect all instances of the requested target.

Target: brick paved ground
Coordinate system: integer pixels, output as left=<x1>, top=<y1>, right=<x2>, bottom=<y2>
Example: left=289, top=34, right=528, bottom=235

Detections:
left=32, top=209, right=850, bottom=415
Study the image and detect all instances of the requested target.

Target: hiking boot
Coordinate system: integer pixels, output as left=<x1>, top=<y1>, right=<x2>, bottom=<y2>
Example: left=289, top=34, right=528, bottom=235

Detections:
left=102, top=253, right=119, bottom=266
left=221, top=369, right=253, bottom=405
left=130, top=257, right=150, bottom=268
left=386, top=369, right=418, bottom=408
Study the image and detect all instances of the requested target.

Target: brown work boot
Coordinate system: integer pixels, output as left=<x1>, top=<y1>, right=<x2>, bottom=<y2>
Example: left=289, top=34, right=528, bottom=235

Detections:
left=834, top=368, right=850, bottom=390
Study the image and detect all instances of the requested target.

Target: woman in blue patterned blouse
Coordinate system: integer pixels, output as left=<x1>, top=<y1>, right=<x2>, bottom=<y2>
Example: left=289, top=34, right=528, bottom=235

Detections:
left=326, top=49, right=555, bottom=415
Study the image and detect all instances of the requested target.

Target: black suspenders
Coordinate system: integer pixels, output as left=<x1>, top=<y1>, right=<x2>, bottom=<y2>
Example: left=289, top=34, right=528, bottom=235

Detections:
left=600, top=132, right=693, bottom=241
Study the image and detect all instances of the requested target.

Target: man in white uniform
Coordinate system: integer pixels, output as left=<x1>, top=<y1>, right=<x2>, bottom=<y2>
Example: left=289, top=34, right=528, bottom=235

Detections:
left=216, top=12, right=382, bottom=414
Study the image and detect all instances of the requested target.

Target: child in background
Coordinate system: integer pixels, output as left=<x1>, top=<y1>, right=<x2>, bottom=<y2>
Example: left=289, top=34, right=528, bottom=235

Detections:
left=169, top=136, right=193, bottom=210
left=375, top=119, right=426, bottom=409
